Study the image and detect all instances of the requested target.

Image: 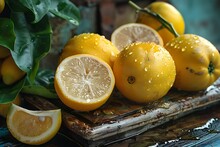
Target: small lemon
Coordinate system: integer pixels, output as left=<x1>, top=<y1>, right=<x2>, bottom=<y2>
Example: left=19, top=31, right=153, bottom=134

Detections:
left=0, top=95, right=21, bottom=118
left=0, top=0, right=5, bottom=14
left=0, top=46, right=10, bottom=59
left=1, top=56, right=26, bottom=85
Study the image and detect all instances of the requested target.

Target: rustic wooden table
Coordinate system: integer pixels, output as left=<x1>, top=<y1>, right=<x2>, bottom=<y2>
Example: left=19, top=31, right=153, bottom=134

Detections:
left=1, top=101, right=220, bottom=147
left=1, top=79, right=220, bottom=147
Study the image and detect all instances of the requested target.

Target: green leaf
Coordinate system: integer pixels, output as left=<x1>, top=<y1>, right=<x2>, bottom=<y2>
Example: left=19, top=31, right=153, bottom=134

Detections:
left=7, top=0, right=80, bottom=26
left=6, top=0, right=51, bottom=23
left=22, top=69, right=58, bottom=98
left=20, top=0, right=51, bottom=23
left=49, top=0, right=80, bottom=26
left=0, top=0, right=80, bottom=103
left=0, top=78, right=26, bottom=104
left=0, top=18, right=15, bottom=50
left=10, top=11, right=52, bottom=82
left=6, top=0, right=28, bottom=12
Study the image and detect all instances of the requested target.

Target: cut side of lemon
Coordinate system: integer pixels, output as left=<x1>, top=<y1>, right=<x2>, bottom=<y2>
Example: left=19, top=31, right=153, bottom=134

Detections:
left=54, top=54, right=115, bottom=112
left=7, top=104, right=62, bottom=145
left=111, top=23, right=163, bottom=51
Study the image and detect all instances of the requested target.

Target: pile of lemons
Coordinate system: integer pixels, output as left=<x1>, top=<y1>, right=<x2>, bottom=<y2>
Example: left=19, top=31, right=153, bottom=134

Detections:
left=0, top=46, right=26, bottom=86
left=0, top=0, right=25, bottom=118
left=0, top=46, right=25, bottom=117
left=2, top=1, right=220, bottom=146
left=55, top=1, right=220, bottom=112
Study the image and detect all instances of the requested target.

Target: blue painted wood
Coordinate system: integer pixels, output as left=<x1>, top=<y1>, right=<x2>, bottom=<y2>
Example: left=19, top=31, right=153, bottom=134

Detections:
left=156, top=118, right=220, bottom=147
left=170, top=0, right=220, bottom=47
left=0, top=127, right=9, bottom=138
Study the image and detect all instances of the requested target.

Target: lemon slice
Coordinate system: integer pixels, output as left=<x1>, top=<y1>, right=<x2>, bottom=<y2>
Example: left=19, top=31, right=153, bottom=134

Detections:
left=111, top=23, right=163, bottom=51
left=7, top=104, right=62, bottom=145
left=54, top=54, right=115, bottom=112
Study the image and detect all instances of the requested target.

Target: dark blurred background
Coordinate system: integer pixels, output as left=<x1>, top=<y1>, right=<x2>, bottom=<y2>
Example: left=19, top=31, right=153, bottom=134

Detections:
left=45, top=0, right=220, bottom=69
left=70, top=0, right=220, bottom=48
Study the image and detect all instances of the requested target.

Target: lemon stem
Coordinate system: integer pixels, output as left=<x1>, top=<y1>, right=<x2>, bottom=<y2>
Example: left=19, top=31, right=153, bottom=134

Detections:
left=129, top=0, right=179, bottom=38
left=208, top=61, right=215, bottom=74
left=156, top=25, right=164, bottom=31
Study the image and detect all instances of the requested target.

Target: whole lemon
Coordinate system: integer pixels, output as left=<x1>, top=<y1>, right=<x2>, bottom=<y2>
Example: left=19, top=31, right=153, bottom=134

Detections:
left=136, top=1, right=185, bottom=44
left=165, top=34, right=220, bottom=91
left=59, top=33, right=119, bottom=68
left=0, top=95, right=21, bottom=118
left=0, top=0, right=5, bottom=14
left=0, top=46, right=10, bottom=59
left=113, top=42, right=176, bottom=103
left=1, top=56, right=26, bottom=85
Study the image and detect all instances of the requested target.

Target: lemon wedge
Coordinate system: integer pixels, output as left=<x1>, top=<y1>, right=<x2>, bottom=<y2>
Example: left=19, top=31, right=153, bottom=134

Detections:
left=7, top=104, right=62, bottom=145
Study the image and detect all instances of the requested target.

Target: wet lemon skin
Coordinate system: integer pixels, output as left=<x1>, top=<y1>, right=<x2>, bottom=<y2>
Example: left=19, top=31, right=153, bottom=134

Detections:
left=165, top=34, right=220, bottom=91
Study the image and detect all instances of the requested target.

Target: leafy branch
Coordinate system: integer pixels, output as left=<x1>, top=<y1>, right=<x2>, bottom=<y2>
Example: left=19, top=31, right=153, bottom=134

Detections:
left=0, top=0, right=80, bottom=103
left=129, top=0, right=179, bottom=37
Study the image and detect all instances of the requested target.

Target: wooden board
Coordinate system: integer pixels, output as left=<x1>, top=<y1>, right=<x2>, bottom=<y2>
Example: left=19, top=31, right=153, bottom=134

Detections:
left=24, top=78, right=220, bottom=147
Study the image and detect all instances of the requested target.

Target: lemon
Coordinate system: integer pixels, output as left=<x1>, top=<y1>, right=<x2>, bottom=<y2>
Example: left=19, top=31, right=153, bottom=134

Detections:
left=0, top=59, right=3, bottom=78
left=165, top=34, right=220, bottom=91
left=113, top=42, right=176, bottom=103
left=7, top=104, right=62, bottom=145
left=0, top=0, right=5, bottom=14
left=59, top=33, right=119, bottom=68
left=0, top=95, right=21, bottom=118
left=1, top=56, right=26, bottom=85
left=55, top=54, right=115, bottom=112
left=136, top=1, right=185, bottom=44
left=0, top=46, right=10, bottom=59
left=111, top=23, right=163, bottom=51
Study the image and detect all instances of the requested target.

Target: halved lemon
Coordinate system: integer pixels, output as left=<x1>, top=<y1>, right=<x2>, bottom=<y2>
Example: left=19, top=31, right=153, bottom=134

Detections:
left=111, top=23, right=163, bottom=51
left=54, top=54, right=115, bottom=112
left=7, top=104, right=62, bottom=145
